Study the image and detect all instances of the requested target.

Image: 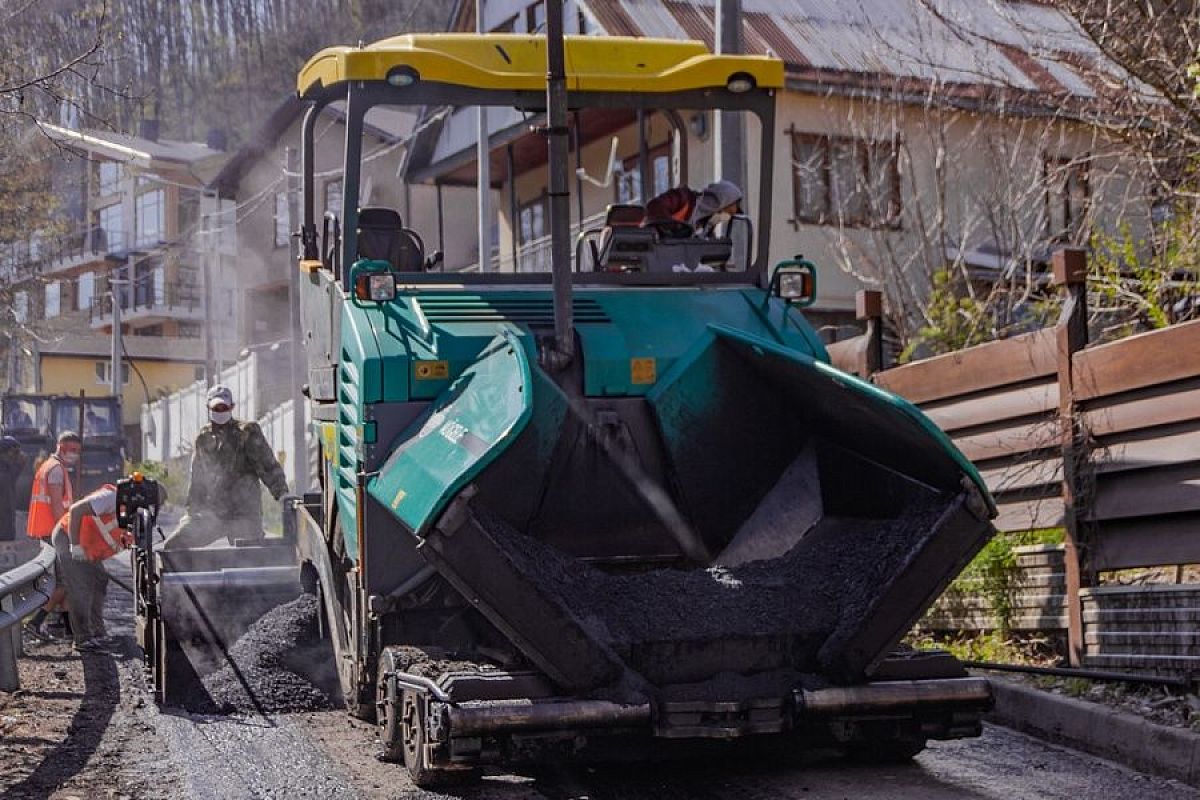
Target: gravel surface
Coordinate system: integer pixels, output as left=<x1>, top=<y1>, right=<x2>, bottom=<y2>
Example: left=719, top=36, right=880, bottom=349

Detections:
left=296, top=712, right=1200, bottom=800
left=0, top=558, right=180, bottom=800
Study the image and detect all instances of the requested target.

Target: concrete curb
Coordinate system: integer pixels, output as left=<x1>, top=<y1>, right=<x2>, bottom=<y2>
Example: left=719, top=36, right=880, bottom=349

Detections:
left=984, top=676, right=1200, bottom=786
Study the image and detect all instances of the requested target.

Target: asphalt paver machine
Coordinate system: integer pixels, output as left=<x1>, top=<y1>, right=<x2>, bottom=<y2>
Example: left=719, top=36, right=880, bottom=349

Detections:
left=206, top=26, right=994, bottom=785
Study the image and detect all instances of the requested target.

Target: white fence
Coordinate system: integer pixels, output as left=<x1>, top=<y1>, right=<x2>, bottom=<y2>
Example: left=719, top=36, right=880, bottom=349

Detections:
left=256, top=399, right=318, bottom=485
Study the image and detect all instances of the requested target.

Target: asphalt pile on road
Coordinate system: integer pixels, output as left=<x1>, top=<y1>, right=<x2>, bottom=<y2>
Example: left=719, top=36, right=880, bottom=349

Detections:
left=476, top=494, right=951, bottom=679
left=178, top=592, right=336, bottom=715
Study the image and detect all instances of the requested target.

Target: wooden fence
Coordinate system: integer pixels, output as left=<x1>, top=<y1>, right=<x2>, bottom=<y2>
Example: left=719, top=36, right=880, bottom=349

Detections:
left=830, top=249, right=1200, bottom=672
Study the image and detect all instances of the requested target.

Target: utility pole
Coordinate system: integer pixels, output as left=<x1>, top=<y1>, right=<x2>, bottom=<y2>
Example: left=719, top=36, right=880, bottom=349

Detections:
left=201, top=205, right=217, bottom=386
left=285, top=147, right=309, bottom=493
left=476, top=0, right=492, bottom=272
left=110, top=255, right=131, bottom=397
left=714, top=0, right=745, bottom=189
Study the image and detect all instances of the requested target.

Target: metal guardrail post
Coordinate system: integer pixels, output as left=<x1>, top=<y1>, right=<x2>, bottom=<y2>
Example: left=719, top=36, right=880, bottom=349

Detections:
left=0, top=594, right=19, bottom=691
left=0, top=542, right=59, bottom=692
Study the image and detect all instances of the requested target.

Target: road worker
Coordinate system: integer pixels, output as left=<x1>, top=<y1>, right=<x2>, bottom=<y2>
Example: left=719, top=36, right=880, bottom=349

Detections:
left=690, top=179, right=744, bottom=237
left=0, top=436, right=26, bottom=541
left=162, top=384, right=291, bottom=549
left=53, top=482, right=161, bottom=650
left=24, top=431, right=80, bottom=639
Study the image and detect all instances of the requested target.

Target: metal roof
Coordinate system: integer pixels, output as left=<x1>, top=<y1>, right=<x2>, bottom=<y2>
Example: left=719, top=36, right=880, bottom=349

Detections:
left=42, top=123, right=225, bottom=168
left=580, top=0, right=1138, bottom=101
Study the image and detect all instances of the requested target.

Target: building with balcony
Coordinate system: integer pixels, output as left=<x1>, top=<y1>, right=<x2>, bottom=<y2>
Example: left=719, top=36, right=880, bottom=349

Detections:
left=2, top=121, right=234, bottom=449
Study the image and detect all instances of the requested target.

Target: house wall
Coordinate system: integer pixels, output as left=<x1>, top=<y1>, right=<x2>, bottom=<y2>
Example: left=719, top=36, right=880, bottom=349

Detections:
left=39, top=355, right=202, bottom=426
left=765, top=92, right=1150, bottom=315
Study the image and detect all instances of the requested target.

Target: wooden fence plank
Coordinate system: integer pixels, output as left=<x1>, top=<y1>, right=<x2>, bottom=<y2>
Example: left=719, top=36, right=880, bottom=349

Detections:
left=1090, top=514, right=1200, bottom=571
left=952, top=420, right=1060, bottom=462
left=921, top=380, right=1058, bottom=433
left=875, top=328, right=1057, bottom=404
left=979, top=456, right=1063, bottom=494
left=1086, top=464, right=1200, bottom=522
left=994, top=496, right=1064, bottom=532
left=1081, top=381, right=1200, bottom=437
left=826, top=334, right=869, bottom=377
left=1092, top=427, right=1200, bottom=475
left=1073, top=319, right=1200, bottom=401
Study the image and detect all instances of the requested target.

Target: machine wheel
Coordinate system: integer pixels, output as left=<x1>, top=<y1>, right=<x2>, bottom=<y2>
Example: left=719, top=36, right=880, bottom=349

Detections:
left=376, top=651, right=405, bottom=762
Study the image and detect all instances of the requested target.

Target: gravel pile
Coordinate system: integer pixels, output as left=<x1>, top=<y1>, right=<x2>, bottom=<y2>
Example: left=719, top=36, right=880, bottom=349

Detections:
left=475, top=495, right=952, bottom=679
left=179, top=593, right=334, bottom=715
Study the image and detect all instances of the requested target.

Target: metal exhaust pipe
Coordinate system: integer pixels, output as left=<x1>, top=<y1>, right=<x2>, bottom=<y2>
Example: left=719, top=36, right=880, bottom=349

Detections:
left=796, top=678, right=993, bottom=717
left=447, top=699, right=652, bottom=736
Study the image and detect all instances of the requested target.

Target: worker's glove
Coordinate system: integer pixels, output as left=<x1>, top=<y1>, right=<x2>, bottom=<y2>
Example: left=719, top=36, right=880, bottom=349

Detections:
left=69, top=544, right=87, bottom=561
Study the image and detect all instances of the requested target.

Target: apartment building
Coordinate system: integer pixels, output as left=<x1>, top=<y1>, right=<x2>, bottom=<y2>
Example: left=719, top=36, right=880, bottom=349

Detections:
left=2, top=122, right=235, bottom=447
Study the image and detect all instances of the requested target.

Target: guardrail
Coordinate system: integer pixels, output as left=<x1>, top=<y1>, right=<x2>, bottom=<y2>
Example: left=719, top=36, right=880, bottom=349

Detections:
left=0, top=542, right=57, bottom=691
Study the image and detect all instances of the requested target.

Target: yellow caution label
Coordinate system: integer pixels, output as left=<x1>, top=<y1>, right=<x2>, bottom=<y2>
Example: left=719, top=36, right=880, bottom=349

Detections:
left=391, top=489, right=407, bottom=509
left=414, top=360, right=450, bottom=380
left=630, top=357, right=657, bottom=385
left=321, top=424, right=337, bottom=460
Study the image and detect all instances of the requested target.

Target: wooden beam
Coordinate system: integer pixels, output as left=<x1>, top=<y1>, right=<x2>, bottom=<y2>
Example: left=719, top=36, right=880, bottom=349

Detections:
left=1090, top=514, right=1200, bottom=571
left=922, top=380, right=1058, bottom=433
left=1073, top=319, right=1200, bottom=401
left=875, top=328, right=1056, bottom=405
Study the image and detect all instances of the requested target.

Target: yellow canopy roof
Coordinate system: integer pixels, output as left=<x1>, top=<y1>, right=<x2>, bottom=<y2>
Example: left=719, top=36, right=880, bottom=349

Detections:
left=297, top=34, right=784, bottom=97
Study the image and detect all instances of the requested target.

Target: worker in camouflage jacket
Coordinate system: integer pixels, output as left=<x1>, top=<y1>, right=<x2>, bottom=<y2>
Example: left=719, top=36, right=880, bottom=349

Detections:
left=163, top=384, right=292, bottom=549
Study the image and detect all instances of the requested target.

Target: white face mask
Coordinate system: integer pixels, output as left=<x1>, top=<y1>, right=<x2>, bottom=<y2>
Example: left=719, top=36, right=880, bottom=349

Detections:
left=60, top=452, right=80, bottom=466
left=209, top=410, right=233, bottom=425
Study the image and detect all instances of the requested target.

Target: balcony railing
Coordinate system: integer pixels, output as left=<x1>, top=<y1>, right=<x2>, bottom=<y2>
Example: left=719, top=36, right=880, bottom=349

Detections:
left=90, top=281, right=205, bottom=326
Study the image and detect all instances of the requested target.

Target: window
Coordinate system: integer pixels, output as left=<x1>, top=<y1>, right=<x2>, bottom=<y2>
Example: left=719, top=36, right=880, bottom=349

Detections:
left=98, top=162, right=120, bottom=196
left=519, top=197, right=546, bottom=244
left=194, top=365, right=206, bottom=380
left=324, top=179, right=343, bottom=219
left=179, top=322, right=202, bottom=338
left=135, top=189, right=164, bottom=247
left=1044, top=156, right=1089, bottom=241
left=274, top=191, right=290, bottom=248
left=526, top=1, right=546, bottom=32
left=578, top=8, right=598, bottom=34
left=137, top=324, right=164, bottom=336
left=491, top=13, right=518, bottom=32
left=44, top=281, right=60, bottom=318
left=94, top=361, right=131, bottom=385
left=12, top=291, right=27, bottom=324
left=615, top=148, right=671, bottom=205
left=77, top=271, right=95, bottom=310
left=98, top=203, right=124, bottom=251
left=518, top=196, right=547, bottom=272
left=788, top=128, right=901, bottom=228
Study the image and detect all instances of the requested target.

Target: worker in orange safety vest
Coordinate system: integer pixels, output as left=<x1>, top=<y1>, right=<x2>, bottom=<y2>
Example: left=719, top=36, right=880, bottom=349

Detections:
left=23, top=431, right=81, bottom=640
left=52, top=482, right=163, bottom=651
